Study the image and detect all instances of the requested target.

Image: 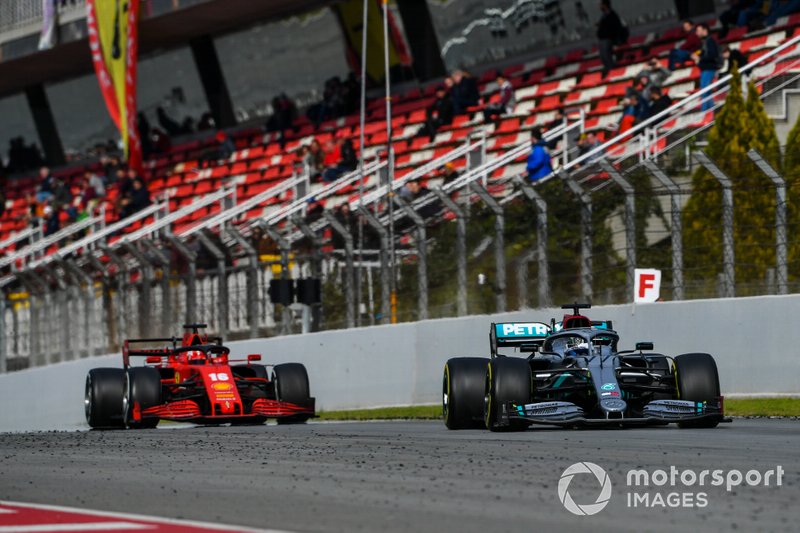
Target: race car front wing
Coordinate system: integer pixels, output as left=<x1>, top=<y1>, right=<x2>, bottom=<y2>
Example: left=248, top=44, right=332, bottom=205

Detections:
left=502, top=399, right=732, bottom=427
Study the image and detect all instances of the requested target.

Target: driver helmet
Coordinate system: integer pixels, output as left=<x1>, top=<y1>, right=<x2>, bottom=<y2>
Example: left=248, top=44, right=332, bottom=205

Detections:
left=566, top=341, right=589, bottom=357
left=187, top=350, right=206, bottom=364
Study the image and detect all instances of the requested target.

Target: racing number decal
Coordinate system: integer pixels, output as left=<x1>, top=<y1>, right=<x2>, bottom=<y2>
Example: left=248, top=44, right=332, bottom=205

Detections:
left=208, top=372, right=229, bottom=382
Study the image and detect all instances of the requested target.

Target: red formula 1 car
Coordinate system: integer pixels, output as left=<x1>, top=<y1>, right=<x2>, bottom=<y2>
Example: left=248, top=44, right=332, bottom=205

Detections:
left=85, top=324, right=315, bottom=429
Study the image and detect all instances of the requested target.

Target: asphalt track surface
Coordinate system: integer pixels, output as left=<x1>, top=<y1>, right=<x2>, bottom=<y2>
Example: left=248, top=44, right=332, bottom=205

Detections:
left=0, top=419, right=798, bottom=533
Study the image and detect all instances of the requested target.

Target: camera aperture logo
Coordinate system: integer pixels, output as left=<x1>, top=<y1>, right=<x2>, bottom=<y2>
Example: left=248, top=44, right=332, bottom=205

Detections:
left=558, top=463, right=784, bottom=515
left=558, top=462, right=612, bottom=516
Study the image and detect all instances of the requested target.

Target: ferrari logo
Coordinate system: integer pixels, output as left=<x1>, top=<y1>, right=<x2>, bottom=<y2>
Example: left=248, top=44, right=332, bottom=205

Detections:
left=175, top=371, right=181, bottom=384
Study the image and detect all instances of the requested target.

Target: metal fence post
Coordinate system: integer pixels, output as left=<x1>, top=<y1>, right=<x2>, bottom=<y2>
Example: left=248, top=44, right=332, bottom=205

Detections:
left=52, top=265, right=70, bottom=362
left=197, top=230, right=228, bottom=339
left=86, top=253, right=113, bottom=354
left=516, top=178, right=550, bottom=307
left=747, top=149, right=787, bottom=295
left=291, top=216, right=324, bottom=331
left=263, top=224, right=296, bottom=334
left=21, top=270, right=49, bottom=366
left=354, top=207, right=391, bottom=323
left=323, top=211, right=356, bottom=328
left=560, top=174, right=593, bottom=301
left=694, top=152, right=735, bottom=298
left=470, top=182, right=506, bottom=313
left=394, top=197, right=428, bottom=320
left=0, top=289, right=6, bottom=373
left=103, top=246, right=130, bottom=346
left=643, top=161, right=683, bottom=300
left=141, top=239, right=172, bottom=336
left=515, top=249, right=537, bottom=309
left=600, top=162, right=636, bottom=300
left=431, top=188, right=467, bottom=316
left=166, top=236, right=198, bottom=325
left=124, top=242, right=154, bottom=337
left=63, top=259, right=95, bottom=357
left=225, top=228, right=260, bottom=338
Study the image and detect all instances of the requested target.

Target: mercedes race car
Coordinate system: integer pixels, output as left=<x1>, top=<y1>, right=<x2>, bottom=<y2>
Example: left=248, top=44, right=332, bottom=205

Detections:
left=85, top=324, right=315, bottom=429
left=443, top=304, right=730, bottom=431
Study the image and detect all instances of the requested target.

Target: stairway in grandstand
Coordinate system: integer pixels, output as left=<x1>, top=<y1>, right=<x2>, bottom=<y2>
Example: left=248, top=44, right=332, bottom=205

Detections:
left=3, top=13, right=800, bottom=266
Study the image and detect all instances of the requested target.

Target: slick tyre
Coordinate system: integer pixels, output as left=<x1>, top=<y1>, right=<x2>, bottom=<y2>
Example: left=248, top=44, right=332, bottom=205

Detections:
left=484, top=357, right=532, bottom=432
left=443, top=357, right=489, bottom=429
left=674, top=353, right=721, bottom=429
left=273, top=363, right=311, bottom=424
left=85, top=368, right=126, bottom=429
left=124, top=367, right=162, bottom=429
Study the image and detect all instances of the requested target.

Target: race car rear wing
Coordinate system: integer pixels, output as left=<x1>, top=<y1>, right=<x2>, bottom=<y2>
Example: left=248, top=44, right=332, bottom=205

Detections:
left=490, top=322, right=551, bottom=356
left=122, top=336, right=223, bottom=368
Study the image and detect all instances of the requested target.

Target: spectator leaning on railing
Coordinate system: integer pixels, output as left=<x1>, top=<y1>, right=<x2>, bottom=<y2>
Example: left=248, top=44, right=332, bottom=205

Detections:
left=526, top=128, right=553, bottom=182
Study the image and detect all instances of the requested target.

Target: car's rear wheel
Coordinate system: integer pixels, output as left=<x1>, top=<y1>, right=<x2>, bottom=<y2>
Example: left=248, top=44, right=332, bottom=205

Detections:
left=443, top=357, right=489, bottom=429
left=674, top=353, right=721, bottom=429
left=124, top=367, right=162, bottom=429
left=273, top=363, right=312, bottom=424
left=484, top=357, right=532, bottom=432
left=85, top=368, right=126, bottom=429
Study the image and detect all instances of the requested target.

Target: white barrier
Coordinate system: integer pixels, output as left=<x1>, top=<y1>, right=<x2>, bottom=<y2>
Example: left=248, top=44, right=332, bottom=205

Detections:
left=2, top=294, right=799, bottom=432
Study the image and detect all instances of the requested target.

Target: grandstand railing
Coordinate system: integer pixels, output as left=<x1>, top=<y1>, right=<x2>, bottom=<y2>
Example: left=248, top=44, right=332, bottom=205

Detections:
left=0, top=226, right=42, bottom=254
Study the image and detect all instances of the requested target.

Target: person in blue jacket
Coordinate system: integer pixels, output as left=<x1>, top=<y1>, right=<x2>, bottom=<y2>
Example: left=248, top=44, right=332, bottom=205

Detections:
left=527, top=128, right=553, bottom=182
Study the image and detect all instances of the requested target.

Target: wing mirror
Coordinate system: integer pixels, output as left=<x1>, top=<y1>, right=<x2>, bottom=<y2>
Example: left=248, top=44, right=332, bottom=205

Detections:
left=635, top=342, right=654, bottom=351
left=247, top=354, right=262, bottom=363
left=146, top=356, right=162, bottom=364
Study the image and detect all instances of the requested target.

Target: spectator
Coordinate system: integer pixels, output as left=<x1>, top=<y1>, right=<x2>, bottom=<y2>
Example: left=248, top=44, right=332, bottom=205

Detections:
left=156, top=106, right=183, bottom=137
left=766, top=0, right=800, bottom=26
left=646, top=86, right=673, bottom=119
left=668, top=20, right=701, bottom=70
left=35, top=166, right=55, bottom=203
left=694, top=23, right=721, bottom=112
left=636, top=58, right=671, bottom=94
left=215, top=131, right=235, bottom=161
left=332, top=203, right=355, bottom=248
left=42, top=205, right=59, bottom=237
left=418, top=86, right=455, bottom=142
left=596, top=0, right=624, bottom=77
left=451, top=70, right=480, bottom=114
left=79, top=177, right=99, bottom=214
left=120, top=178, right=150, bottom=219
left=577, top=132, right=603, bottom=163
left=322, top=139, right=357, bottom=183
left=526, top=128, right=552, bottom=182
left=442, top=162, right=460, bottom=186
left=723, top=46, right=748, bottom=74
left=303, top=139, right=326, bottom=180
left=266, top=94, right=297, bottom=134
left=484, top=74, right=516, bottom=123
left=719, top=0, right=756, bottom=38
left=737, top=0, right=766, bottom=29
left=618, top=97, right=638, bottom=134
left=87, top=171, right=106, bottom=199
left=51, top=177, right=75, bottom=220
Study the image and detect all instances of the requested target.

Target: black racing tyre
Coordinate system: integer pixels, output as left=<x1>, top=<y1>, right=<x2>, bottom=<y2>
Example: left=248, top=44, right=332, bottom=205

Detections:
left=674, top=353, right=721, bottom=429
left=85, top=368, right=126, bottom=429
left=273, top=363, right=311, bottom=424
left=485, top=357, right=532, bottom=432
left=443, top=357, right=489, bottom=429
left=124, top=367, right=162, bottom=429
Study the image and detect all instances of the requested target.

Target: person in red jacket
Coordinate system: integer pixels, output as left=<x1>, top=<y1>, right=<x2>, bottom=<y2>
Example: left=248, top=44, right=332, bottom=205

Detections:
left=669, top=19, right=701, bottom=70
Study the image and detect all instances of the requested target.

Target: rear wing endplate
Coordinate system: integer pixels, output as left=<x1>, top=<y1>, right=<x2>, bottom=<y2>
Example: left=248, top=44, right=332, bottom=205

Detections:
left=490, top=322, right=551, bottom=356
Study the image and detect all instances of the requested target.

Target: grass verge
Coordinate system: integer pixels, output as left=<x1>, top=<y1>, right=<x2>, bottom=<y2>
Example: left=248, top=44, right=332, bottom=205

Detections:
left=315, top=399, right=800, bottom=421
left=316, top=405, right=442, bottom=421
left=724, top=398, right=800, bottom=417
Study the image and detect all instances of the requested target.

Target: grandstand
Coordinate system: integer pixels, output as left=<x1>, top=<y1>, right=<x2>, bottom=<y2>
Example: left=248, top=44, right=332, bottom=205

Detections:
left=2, top=0, right=800, bottom=370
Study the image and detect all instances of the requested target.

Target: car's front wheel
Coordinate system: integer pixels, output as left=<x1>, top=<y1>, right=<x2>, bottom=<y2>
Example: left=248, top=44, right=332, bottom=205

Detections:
left=124, top=367, right=162, bottom=429
left=674, top=352, right=721, bottom=429
left=273, top=363, right=312, bottom=424
left=484, top=357, right=532, bottom=432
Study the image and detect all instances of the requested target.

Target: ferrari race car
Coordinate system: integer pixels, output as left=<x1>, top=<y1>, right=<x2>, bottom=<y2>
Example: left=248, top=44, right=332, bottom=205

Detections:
left=85, top=323, right=315, bottom=429
left=443, top=304, right=730, bottom=431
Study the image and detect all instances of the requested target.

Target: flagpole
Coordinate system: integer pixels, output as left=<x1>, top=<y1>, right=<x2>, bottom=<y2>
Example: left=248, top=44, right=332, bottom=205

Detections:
left=356, top=0, right=368, bottom=327
left=382, top=0, right=397, bottom=324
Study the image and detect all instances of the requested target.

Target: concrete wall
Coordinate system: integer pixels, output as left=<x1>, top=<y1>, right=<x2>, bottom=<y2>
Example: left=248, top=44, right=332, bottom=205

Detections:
left=2, top=294, right=800, bottom=432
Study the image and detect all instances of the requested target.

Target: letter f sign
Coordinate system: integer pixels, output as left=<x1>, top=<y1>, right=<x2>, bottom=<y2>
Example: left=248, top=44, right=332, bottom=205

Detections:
left=634, top=269, right=661, bottom=303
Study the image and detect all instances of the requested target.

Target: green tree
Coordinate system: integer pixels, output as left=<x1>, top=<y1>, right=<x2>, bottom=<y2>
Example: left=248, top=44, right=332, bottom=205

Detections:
left=783, top=105, right=800, bottom=277
left=683, top=67, right=782, bottom=294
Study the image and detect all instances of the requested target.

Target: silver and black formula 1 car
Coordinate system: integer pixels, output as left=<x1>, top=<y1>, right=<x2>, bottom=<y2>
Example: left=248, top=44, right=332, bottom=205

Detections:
left=443, top=304, right=730, bottom=431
